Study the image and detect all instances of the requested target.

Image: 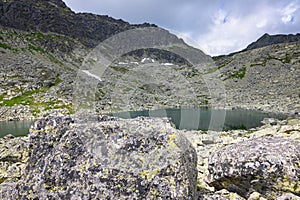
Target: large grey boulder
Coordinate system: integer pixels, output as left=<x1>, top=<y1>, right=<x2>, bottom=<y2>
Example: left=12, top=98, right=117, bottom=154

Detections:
left=207, top=136, right=300, bottom=199
left=3, top=115, right=197, bottom=199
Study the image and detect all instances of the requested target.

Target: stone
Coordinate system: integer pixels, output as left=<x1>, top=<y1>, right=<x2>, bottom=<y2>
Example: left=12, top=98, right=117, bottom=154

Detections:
left=207, top=136, right=300, bottom=199
left=198, top=189, right=245, bottom=200
left=248, top=192, right=262, bottom=200
left=0, top=115, right=198, bottom=199
left=0, top=135, right=29, bottom=183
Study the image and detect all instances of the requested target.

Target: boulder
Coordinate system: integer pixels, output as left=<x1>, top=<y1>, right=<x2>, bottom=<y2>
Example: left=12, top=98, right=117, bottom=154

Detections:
left=0, top=135, right=28, bottom=182
left=207, top=136, right=300, bottom=199
left=2, top=115, right=197, bottom=199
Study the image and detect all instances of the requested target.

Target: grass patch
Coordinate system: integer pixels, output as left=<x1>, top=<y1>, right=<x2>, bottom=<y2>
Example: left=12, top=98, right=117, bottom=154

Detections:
left=87, top=58, right=96, bottom=65
left=283, top=55, right=292, bottom=63
left=110, top=66, right=129, bottom=73
left=28, top=44, right=63, bottom=66
left=186, top=71, right=200, bottom=78
left=1, top=89, right=39, bottom=106
left=28, top=44, right=47, bottom=54
left=226, top=67, right=246, bottom=80
left=1, top=88, right=74, bottom=115
left=0, top=177, right=8, bottom=184
left=206, top=59, right=232, bottom=74
left=54, top=77, right=61, bottom=86
left=0, top=93, right=5, bottom=102
left=0, top=43, right=17, bottom=51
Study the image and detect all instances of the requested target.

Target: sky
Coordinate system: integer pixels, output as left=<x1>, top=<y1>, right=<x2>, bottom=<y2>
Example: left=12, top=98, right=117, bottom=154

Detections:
left=62, top=0, right=300, bottom=56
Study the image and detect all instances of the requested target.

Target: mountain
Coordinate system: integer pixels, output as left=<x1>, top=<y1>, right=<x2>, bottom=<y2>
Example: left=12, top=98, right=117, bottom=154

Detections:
left=246, top=33, right=300, bottom=51
left=0, top=0, right=299, bottom=121
left=212, top=39, right=299, bottom=114
left=0, top=0, right=210, bottom=120
left=0, top=0, right=156, bottom=47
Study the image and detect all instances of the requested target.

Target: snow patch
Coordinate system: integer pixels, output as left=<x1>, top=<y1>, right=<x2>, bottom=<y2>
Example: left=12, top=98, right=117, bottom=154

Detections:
left=81, top=70, right=102, bottom=81
left=163, top=63, right=174, bottom=66
left=141, top=58, right=154, bottom=63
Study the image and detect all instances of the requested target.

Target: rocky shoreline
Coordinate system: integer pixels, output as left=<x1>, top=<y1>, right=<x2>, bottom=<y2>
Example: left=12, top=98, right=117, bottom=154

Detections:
left=0, top=115, right=299, bottom=199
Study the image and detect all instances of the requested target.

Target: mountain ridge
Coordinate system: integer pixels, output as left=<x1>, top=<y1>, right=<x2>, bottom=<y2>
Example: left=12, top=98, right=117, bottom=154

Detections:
left=245, top=32, right=300, bottom=51
left=0, top=0, right=157, bottom=47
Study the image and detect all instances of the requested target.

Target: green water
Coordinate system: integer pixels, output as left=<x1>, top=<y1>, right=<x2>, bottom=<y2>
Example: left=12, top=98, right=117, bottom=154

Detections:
left=0, top=108, right=287, bottom=137
left=0, top=120, right=34, bottom=137
left=111, top=108, right=287, bottom=131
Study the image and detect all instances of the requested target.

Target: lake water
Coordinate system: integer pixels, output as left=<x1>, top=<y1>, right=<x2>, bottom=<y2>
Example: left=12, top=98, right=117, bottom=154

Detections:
left=111, top=108, right=287, bottom=131
left=0, top=108, right=287, bottom=137
left=0, top=120, right=34, bottom=137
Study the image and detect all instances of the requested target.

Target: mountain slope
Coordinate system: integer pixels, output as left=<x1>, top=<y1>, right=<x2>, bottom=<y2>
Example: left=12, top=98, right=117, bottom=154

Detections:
left=213, top=41, right=300, bottom=114
left=0, top=0, right=211, bottom=120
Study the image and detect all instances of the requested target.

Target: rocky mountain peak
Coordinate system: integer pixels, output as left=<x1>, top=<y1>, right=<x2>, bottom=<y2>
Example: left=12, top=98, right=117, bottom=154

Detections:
left=246, top=32, right=300, bottom=51
left=0, top=0, right=157, bottom=47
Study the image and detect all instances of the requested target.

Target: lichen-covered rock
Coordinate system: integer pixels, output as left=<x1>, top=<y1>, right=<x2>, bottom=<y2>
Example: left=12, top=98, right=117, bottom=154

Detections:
left=198, top=189, right=245, bottom=200
left=207, top=136, right=300, bottom=199
left=2, top=115, right=197, bottom=199
left=0, top=134, right=28, bottom=183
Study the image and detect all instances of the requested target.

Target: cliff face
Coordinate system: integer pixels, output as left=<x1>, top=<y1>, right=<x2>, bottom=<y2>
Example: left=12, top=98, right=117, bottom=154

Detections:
left=246, top=33, right=300, bottom=51
left=0, top=0, right=156, bottom=47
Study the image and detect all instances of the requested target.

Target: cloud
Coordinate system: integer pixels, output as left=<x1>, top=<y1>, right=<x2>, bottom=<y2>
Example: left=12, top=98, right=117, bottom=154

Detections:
left=280, top=1, right=299, bottom=23
left=63, top=0, right=300, bottom=56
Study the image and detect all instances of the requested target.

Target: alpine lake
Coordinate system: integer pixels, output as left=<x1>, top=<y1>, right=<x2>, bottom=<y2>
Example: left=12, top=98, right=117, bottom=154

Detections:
left=0, top=108, right=288, bottom=137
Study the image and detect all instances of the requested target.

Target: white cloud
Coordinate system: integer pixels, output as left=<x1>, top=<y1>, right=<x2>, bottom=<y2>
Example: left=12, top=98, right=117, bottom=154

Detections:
left=213, top=9, right=229, bottom=25
left=184, top=1, right=300, bottom=55
left=280, top=1, right=299, bottom=23
left=282, top=15, right=294, bottom=23
left=63, top=0, right=300, bottom=56
left=256, top=19, right=268, bottom=28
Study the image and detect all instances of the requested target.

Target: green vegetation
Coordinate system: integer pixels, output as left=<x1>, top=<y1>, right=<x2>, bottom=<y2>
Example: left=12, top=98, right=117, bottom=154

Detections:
left=28, top=44, right=63, bottom=66
left=0, top=93, right=5, bottom=102
left=206, top=67, right=219, bottom=74
left=206, top=59, right=233, bottom=74
left=283, top=56, right=291, bottom=63
left=1, top=89, right=40, bottom=107
left=186, top=71, right=200, bottom=78
left=87, top=58, right=96, bottom=65
left=110, top=66, right=129, bottom=73
left=28, top=44, right=47, bottom=54
left=95, top=88, right=106, bottom=100
left=0, top=42, right=17, bottom=51
left=224, top=124, right=247, bottom=130
left=26, top=31, right=68, bottom=40
left=226, top=67, right=246, bottom=80
left=54, top=77, right=61, bottom=86
left=0, top=79, right=73, bottom=115
left=0, top=177, right=8, bottom=184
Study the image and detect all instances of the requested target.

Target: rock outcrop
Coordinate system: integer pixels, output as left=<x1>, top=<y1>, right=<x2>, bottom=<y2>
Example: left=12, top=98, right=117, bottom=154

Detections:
left=183, top=117, right=300, bottom=199
left=0, top=115, right=198, bottom=199
left=0, top=135, right=28, bottom=185
left=207, top=136, right=300, bottom=198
